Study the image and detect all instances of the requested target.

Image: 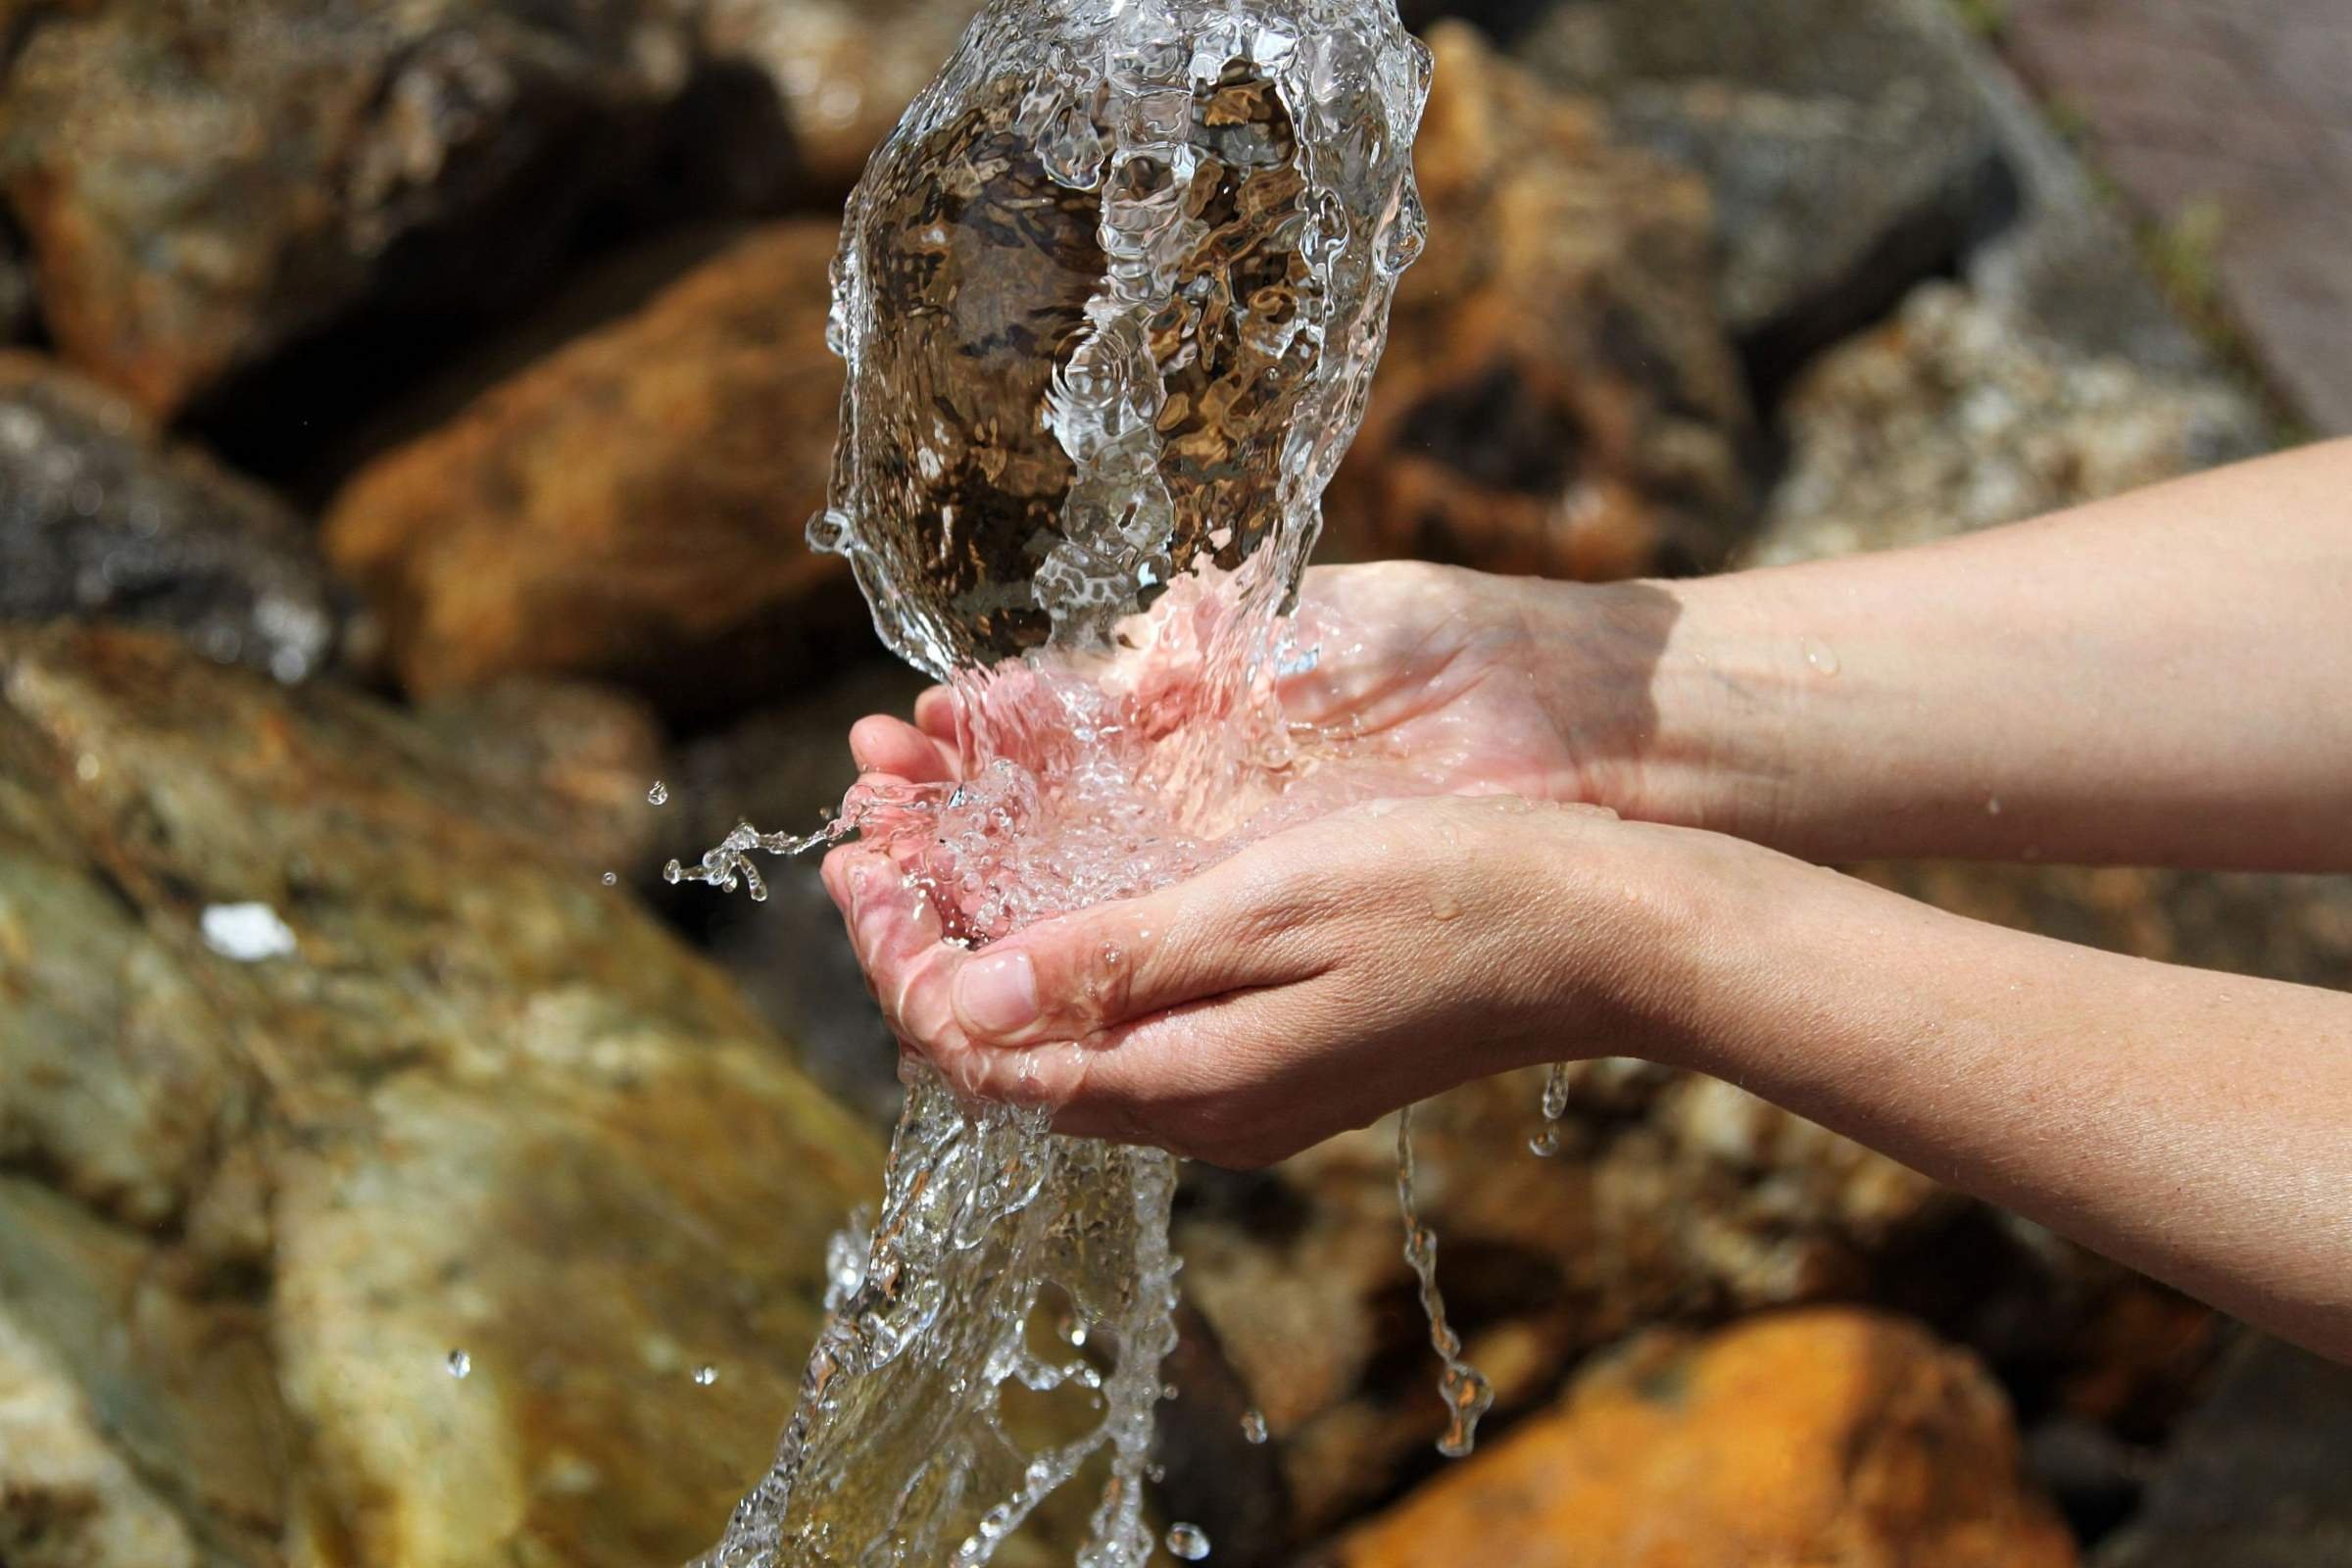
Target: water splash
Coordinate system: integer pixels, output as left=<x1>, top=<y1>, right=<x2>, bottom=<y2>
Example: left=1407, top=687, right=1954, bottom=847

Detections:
left=1396, top=1104, right=1494, bottom=1458
left=692, top=2, right=1435, bottom=1563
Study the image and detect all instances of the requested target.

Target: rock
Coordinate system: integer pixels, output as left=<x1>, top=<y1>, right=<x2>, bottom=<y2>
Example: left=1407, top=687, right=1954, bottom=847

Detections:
left=0, top=0, right=711, bottom=416
left=1312, top=1309, right=2077, bottom=1568
left=2096, top=1335, right=2352, bottom=1568
left=0, top=623, right=883, bottom=1566
left=0, top=1307, right=200, bottom=1568
left=323, top=221, right=861, bottom=714
left=0, top=352, right=344, bottom=682
left=1323, top=24, right=1752, bottom=582
left=1511, top=0, right=2004, bottom=374
left=1745, top=282, right=2266, bottom=566
left=697, top=0, right=983, bottom=194
left=1177, top=1063, right=1967, bottom=1536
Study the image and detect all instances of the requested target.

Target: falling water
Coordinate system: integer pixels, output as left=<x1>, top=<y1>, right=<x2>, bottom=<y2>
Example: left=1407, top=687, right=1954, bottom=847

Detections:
left=684, top=2, right=1475, bottom=1563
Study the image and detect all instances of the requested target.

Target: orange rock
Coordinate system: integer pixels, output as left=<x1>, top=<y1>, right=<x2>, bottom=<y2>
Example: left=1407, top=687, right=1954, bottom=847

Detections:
left=1324, top=24, right=1752, bottom=580
left=1315, top=1309, right=2077, bottom=1568
left=323, top=221, right=855, bottom=714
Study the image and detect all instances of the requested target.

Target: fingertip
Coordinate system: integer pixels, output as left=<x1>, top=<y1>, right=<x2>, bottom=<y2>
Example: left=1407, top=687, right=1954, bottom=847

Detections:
left=850, top=714, right=949, bottom=782
left=913, top=686, right=962, bottom=741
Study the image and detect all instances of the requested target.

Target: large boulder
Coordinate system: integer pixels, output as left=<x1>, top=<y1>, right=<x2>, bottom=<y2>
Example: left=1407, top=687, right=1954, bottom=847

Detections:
left=1324, top=24, right=1753, bottom=582
left=323, top=221, right=856, bottom=713
left=0, top=0, right=731, bottom=416
left=0, top=352, right=345, bottom=681
left=1313, top=1309, right=2077, bottom=1568
left=0, top=623, right=882, bottom=1566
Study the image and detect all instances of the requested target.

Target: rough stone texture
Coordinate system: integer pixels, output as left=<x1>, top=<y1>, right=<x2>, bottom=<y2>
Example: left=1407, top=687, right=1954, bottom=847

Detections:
left=1323, top=24, right=1752, bottom=582
left=2004, top=0, right=2352, bottom=434
left=0, top=0, right=711, bottom=416
left=1178, top=1063, right=1967, bottom=1536
left=1745, top=281, right=2266, bottom=567
left=2096, top=1335, right=2352, bottom=1568
left=0, top=623, right=882, bottom=1567
left=697, top=0, right=982, bottom=194
left=0, top=1308, right=200, bottom=1568
left=1511, top=0, right=2003, bottom=372
left=0, top=352, right=346, bottom=682
left=323, top=221, right=857, bottom=713
left=1313, top=1309, right=2078, bottom=1568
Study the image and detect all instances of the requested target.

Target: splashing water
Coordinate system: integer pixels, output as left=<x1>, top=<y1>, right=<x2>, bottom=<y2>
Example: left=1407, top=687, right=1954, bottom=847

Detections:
left=690, top=2, right=1456, bottom=1563
left=1396, top=1105, right=1494, bottom=1457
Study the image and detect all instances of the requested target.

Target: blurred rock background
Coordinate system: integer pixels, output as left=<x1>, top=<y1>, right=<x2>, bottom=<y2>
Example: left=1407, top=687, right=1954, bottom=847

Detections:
left=0, top=0, right=2345, bottom=1564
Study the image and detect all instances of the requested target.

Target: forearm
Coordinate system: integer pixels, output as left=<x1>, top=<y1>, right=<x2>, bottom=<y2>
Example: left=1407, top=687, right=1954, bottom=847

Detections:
left=1607, top=439, right=2352, bottom=869
left=1631, top=832, right=2352, bottom=1360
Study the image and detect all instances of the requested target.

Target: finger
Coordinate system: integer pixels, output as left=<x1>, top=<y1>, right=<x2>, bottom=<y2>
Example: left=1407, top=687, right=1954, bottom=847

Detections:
left=913, top=686, right=963, bottom=744
left=939, top=851, right=1335, bottom=1049
left=849, top=714, right=958, bottom=784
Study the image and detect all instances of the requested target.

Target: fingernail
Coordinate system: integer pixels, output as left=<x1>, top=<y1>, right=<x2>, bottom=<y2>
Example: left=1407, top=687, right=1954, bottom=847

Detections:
left=955, top=950, right=1040, bottom=1037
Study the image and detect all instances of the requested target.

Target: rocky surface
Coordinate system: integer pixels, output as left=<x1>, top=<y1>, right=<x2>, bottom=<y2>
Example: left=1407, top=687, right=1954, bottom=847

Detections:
left=697, top=0, right=983, bottom=194
left=2096, top=1334, right=2352, bottom=1568
left=1510, top=0, right=2003, bottom=372
left=1313, top=1309, right=2077, bottom=1568
left=0, top=0, right=721, bottom=416
left=0, top=623, right=883, bottom=1566
left=0, top=352, right=346, bottom=682
left=1323, top=24, right=1752, bottom=582
left=324, top=221, right=856, bottom=712
left=1179, top=1063, right=1965, bottom=1535
left=1745, top=282, right=2266, bottom=566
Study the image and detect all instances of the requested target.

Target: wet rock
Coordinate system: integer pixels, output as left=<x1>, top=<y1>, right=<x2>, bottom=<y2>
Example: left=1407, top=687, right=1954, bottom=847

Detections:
left=1745, top=282, right=2266, bottom=566
left=0, top=352, right=344, bottom=682
left=0, top=1309, right=199, bottom=1568
left=0, top=623, right=883, bottom=1566
left=1177, top=1064, right=1963, bottom=1535
left=0, top=0, right=709, bottom=416
left=2096, top=1335, right=2352, bottom=1568
left=324, top=221, right=859, bottom=714
left=1312, top=1309, right=2077, bottom=1568
left=1512, top=0, right=2004, bottom=374
left=697, top=0, right=983, bottom=194
left=1324, top=24, right=1752, bottom=582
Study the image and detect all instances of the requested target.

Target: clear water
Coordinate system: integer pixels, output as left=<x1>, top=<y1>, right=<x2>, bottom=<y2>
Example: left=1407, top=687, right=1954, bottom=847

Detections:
left=685, top=3, right=1467, bottom=1563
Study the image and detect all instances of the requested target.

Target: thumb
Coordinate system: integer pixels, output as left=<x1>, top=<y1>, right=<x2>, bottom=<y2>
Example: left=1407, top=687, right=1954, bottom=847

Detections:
left=944, top=857, right=1327, bottom=1049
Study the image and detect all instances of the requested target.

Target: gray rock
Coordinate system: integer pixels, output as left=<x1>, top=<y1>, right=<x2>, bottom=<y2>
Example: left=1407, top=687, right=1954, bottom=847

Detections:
left=0, top=353, right=344, bottom=682
left=2098, top=1335, right=2352, bottom=1568
left=1513, top=0, right=2003, bottom=369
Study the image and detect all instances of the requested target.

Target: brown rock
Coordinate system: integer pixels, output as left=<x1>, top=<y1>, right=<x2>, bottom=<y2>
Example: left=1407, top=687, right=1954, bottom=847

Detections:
left=698, top=0, right=983, bottom=194
left=1325, top=24, right=1752, bottom=582
left=0, top=352, right=345, bottom=681
left=0, top=623, right=882, bottom=1566
left=0, top=0, right=709, bottom=416
left=1177, top=1065, right=1959, bottom=1535
left=324, top=221, right=857, bottom=711
left=1315, top=1309, right=2077, bottom=1568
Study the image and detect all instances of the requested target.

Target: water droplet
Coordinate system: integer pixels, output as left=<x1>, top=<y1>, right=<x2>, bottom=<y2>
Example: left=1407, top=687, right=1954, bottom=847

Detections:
left=1165, top=1522, right=1211, bottom=1560
left=447, top=1348, right=471, bottom=1380
left=693, top=1364, right=719, bottom=1387
left=74, top=753, right=100, bottom=784
left=1801, top=637, right=1841, bottom=676
left=647, top=781, right=669, bottom=806
left=1527, top=1126, right=1562, bottom=1158
left=1240, top=1408, right=1268, bottom=1445
left=601, top=871, right=618, bottom=886
left=1985, top=796, right=2002, bottom=816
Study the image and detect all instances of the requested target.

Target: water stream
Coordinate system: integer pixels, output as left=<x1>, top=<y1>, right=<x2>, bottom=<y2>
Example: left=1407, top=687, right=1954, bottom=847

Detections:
left=677, top=4, right=1510, bottom=1561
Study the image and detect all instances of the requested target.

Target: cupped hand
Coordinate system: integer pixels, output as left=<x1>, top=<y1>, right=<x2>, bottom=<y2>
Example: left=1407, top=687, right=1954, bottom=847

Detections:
left=821, top=794, right=1708, bottom=1167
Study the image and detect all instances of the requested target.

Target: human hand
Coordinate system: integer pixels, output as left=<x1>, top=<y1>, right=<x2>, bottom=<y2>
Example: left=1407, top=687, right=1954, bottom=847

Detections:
left=820, top=794, right=1716, bottom=1166
left=844, top=560, right=1682, bottom=815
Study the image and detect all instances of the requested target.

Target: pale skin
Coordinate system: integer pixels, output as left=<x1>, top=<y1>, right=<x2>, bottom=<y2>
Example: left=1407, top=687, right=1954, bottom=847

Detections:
left=824, top=437, right=2352, bottom=1362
